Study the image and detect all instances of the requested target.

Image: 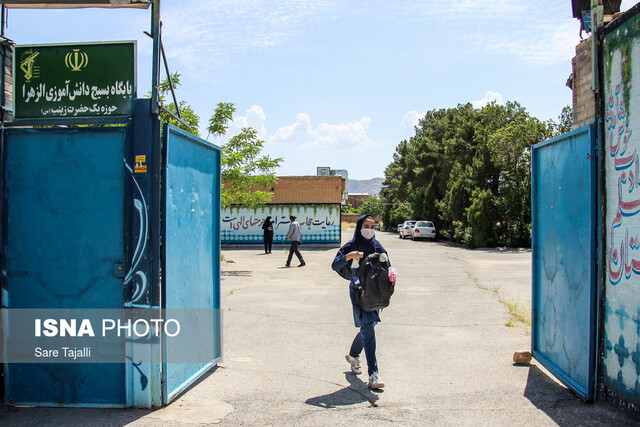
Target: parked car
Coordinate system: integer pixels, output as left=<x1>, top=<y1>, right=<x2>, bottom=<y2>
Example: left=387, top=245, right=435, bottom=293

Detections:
left=412, top=221, right=436, bottom=240
left=397, top=224, right=403, bottom=233
left=399, top=220, right=417, bottom=239
left=374, top=220, right=381, bottom=231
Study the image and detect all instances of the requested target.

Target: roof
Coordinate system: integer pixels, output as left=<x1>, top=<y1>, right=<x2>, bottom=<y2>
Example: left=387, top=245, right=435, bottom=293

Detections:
left=572, top=0, right=622, bottom=18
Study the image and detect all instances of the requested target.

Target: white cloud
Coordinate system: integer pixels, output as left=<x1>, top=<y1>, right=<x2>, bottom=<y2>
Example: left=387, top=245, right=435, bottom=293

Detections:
left=162, top=0, right=580, bottom=78
left=478, top=20, right=577, bottom=66
left=269, top=114, right=376, bottom=152
left=472, top=91, right=504, bottom=109
left=229, top=105, right=267, bottom=137
left=405, top=0, right=527, bottom=19
left=402, top=110, right=424, bottom=133
left=162, top=0, right=341, bottom=76
left=270, top=113, right=313, bottom=142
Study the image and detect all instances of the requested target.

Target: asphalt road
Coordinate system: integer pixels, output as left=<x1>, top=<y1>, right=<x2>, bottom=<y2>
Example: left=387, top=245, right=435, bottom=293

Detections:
left=2, top=230, right=637, bottom=425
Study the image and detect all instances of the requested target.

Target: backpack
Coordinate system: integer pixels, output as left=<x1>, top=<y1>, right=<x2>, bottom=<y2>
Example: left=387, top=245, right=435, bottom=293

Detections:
left=356, top=253, right=394, bottom=311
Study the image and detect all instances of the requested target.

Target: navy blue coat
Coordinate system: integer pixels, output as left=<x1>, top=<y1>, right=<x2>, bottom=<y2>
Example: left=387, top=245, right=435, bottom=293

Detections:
left=332, top=215, right=390, bottom=327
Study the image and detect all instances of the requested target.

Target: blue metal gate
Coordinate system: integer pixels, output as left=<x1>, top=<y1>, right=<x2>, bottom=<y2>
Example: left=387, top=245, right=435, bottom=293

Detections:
left=161, top=124, right=222, bottom=403
left=531, top=125, right=597, bottom=401
left=3, top=127, right=128, bottom=406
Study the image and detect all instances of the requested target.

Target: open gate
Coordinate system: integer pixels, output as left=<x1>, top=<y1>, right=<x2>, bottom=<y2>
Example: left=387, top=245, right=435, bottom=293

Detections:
left=161, top=124, right=222, bottom=403
left=531, top=125, right=598, bottom=401
left=2, top=115, right=222, bottom=407
left=3, top=127, right=129, bottom=405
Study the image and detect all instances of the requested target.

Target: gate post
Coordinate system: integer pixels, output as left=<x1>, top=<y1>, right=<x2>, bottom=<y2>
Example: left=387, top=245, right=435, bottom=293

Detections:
left=125, top=98, right=163, bottom=408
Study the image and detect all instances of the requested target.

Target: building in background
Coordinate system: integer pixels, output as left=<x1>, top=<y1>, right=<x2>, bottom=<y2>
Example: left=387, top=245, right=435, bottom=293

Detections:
left=346, top=193, right=368, bottom=209
left=221, top=175, right=345, bottom=245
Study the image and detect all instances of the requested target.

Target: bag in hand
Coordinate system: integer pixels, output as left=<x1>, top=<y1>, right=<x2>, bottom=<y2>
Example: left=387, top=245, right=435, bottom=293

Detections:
left=356, top=252, right=394, bottom=311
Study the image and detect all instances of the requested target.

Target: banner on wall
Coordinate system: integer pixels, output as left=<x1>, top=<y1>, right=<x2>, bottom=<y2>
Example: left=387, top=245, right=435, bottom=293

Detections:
left=221, top=204, right=341, bottom=244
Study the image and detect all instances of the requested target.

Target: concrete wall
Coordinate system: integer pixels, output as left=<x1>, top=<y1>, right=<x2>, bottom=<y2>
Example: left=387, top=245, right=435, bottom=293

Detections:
left=603, top=10, right=640, bottom=411
left=572, top=37, right=597, bottom=129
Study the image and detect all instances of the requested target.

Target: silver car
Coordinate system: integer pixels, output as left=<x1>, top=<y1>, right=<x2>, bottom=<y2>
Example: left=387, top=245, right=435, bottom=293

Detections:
left=412, top=221, right=436, bottom=240
left=399, top=220, right=417, bottom=239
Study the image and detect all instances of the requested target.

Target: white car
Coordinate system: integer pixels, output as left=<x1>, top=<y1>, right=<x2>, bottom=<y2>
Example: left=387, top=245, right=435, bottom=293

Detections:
left=412, top=221, right=436, bottom=240
left=399, top=220, right=417, bottom=239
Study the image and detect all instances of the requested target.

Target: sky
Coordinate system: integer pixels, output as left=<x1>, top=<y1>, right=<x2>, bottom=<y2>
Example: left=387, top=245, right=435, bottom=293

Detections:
left=3, top=1, right=639, bottom=180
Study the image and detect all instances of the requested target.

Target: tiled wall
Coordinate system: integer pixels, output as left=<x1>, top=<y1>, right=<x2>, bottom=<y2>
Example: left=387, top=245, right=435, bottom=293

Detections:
left=221, top=204, right=341, bottom=244
left=603, top=12, right=640, bottom=405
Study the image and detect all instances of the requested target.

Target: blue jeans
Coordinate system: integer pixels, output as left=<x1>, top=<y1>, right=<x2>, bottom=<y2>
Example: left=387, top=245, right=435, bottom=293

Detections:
left=349, top=321, right=377, bottom=376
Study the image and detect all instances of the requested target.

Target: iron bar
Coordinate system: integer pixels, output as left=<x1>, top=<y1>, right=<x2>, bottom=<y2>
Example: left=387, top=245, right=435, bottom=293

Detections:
left=159, top=104, right=189, bottom=128
left=144, top=29, right=181, bottom=119
left=150, top=0, right=160, bottom=116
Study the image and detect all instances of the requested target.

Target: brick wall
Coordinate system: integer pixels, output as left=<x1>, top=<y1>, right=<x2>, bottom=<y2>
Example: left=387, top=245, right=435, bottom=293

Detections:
left=346, top=194, right=367, bottom=209
left=572, top=37, right=596, bottom=129
left=341, top=214, right=360, bottom=224
left=269, top=176, right=345, bottom=204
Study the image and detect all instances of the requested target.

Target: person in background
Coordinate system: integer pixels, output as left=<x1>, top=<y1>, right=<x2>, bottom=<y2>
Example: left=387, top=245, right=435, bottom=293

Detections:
left=331, top=214, right=389, bottom=389
left=262, top=216, right=274, bottom=254
left=284, top=215, right=305, bottom=267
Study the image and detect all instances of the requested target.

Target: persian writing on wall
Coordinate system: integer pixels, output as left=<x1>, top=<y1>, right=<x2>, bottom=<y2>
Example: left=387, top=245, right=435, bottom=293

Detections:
left=221, top=205, right=341, bottom=244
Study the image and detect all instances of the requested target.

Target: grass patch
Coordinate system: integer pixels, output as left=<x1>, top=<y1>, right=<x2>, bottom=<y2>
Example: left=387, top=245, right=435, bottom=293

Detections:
left=341, top=221, right=357, bottom=230
left=221, top=254, right=235, bottom=263
left=468, top=270, right=530, bottom=332
left=476, top=283, right=500, bottom=293
left=499, top=297, right=531, bottom=331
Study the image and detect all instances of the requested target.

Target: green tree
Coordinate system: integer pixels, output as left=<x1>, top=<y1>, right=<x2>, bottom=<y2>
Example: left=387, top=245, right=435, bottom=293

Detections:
left=357, top=195, right=384, bottom=218
left=465, top=188, right=499, bottom=247
left=341, top=203, right=358, bottom=214
left=387, top=201, right=413, bottom=230
left=489, top=114, right=546, bottom=246
left=382, top=100, right=563, bottom=248
left=557, top=105, right=573, bottom=135
left=155, top=72, right=200, bottom=135
left=207, top=102, right=283, bottom=208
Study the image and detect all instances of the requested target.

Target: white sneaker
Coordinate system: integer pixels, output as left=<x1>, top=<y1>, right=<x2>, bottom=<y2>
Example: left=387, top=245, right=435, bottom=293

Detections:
left=345, top=354, right=362, bottom=374
left=368, top=371, right=385, bottom=389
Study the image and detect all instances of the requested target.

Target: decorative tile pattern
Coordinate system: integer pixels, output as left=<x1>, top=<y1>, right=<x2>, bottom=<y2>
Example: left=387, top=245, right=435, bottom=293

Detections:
left=221, top=204, right=341, bottom=244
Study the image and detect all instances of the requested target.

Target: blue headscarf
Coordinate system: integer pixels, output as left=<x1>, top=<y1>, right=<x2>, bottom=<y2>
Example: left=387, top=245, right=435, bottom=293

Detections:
left=336, top=215, right=387, bottom=266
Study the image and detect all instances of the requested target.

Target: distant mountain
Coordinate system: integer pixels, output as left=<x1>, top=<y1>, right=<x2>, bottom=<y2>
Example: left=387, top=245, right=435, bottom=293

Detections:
left=347, top=177, right=385, bottom=195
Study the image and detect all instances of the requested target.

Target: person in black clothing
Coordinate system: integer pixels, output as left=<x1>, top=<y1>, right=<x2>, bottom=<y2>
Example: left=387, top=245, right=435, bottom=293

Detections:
left=262, top=216, right=274, bottom=254
left=331, top=214, right=389, bottom=389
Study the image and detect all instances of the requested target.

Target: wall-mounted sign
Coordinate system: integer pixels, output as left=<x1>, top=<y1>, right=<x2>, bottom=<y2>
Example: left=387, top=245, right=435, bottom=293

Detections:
left=317, top=167, right=330, bottom=176
left=221, top=204, right=341, bottom=244
left=14, top=41, right=136, bottom=120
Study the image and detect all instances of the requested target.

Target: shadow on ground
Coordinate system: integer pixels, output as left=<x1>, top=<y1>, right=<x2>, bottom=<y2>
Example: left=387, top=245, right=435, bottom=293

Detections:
left=0, top=368, right=219, bottom=426
left=523, top=365, right=639, bottom=425
left=305, top=372, right=380, bottom=409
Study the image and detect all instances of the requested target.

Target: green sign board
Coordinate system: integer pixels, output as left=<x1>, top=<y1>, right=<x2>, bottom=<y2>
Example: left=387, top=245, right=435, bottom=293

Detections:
left=15, top=41, right=136, bottom=120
